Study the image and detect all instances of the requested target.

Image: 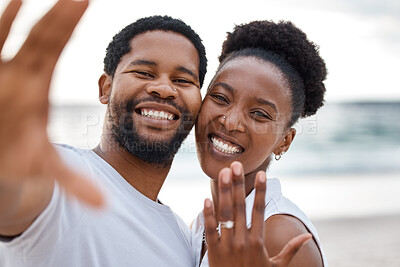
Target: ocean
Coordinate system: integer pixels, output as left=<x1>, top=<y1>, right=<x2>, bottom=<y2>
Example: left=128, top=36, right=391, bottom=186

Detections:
left=48, top=102, right=400, bottom=222
left=49, top=101, right=400, bottom=177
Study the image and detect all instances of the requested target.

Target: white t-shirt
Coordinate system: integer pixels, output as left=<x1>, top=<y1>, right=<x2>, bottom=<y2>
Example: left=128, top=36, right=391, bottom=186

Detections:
left=191, top=178, right=329, bottom=267
left=0, top=144, right=194, bottom=267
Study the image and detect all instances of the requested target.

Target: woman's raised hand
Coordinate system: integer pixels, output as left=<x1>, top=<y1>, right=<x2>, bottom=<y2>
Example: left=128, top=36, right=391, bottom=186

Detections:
left=0, top=0, right=103, bottom=207
left=203, top=161, right=311, bottom=267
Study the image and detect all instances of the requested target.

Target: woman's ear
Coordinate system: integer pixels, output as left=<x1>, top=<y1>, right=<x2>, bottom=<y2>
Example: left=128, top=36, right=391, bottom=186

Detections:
left=98, top=73, right=112, bottom=104
left=273, top=128, right=296, bottom=155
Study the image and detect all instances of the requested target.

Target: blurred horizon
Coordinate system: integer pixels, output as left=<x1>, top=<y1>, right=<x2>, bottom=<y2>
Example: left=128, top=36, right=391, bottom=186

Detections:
left=48, top=101, right=400, bottom=177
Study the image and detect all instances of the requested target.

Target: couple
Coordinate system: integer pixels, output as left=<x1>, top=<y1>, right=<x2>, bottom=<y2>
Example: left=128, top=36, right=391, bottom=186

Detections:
left=0, top=0, right=327, bottom=266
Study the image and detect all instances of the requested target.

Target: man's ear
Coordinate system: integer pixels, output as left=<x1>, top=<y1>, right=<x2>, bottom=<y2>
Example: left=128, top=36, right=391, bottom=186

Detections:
left=273, top=128, right=296, bottom=155
left=98, top=73, right=112, bottom=104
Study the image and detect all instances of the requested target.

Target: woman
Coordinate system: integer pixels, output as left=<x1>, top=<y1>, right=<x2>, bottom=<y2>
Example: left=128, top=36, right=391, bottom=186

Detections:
left=192, top=20, right=328, bottom=266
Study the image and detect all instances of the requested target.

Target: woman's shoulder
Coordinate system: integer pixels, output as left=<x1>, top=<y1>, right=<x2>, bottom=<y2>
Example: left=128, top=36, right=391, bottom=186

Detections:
left=264, top=214, right=324, bottom=266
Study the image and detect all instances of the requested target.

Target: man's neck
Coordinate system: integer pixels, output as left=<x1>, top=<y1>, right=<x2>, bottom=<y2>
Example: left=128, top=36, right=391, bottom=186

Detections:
left=93, top=137, right=171, bottom=202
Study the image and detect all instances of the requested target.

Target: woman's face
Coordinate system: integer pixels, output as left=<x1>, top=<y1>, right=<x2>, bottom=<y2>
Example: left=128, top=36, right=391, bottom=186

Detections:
left=195, top=57, right=294, bottom=180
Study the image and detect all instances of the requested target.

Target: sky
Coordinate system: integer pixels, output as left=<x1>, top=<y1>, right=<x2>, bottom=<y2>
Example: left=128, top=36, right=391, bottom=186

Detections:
left=1, top=0, right=399, bottom=104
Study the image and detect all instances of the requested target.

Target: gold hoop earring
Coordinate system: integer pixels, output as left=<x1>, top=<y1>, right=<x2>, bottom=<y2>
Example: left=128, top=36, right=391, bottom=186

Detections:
left=275, top=151, right=285, bottom=161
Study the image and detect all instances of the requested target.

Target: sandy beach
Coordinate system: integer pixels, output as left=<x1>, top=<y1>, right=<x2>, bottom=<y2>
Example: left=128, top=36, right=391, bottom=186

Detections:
left=274, top=174, right=400, bottom=266
left=315, top=214, right=400, bottom=266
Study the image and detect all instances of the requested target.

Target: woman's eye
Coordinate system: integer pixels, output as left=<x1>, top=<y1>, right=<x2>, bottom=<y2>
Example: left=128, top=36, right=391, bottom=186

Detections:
left=211, top=94, right=228, bottom=104
left=252, top=110, right=273, bottom=120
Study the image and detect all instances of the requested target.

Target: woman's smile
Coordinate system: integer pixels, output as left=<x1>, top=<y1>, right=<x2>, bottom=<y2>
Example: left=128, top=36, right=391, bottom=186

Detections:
left=210, top=134, right=243, bottom=154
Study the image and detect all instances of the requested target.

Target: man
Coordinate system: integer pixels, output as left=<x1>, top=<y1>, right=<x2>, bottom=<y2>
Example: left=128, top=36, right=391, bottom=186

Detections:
left=0, top=0, right=207, bottom=266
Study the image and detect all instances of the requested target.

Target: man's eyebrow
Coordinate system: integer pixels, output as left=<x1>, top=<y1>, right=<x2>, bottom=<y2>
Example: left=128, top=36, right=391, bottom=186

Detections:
left=176, top=66, right=198, bottom=81
left=129, top=60, right=157, bottom=66
left=255, top=97, right=278, bottom=113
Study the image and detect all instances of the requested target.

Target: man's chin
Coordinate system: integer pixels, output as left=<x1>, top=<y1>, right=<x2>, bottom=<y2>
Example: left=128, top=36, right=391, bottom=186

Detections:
left=117, top=134, right=184, bottom=166
left=108, top=98, right=194, bottom=166
left=137, top=133, right=176, bottom=143
left=122, top=142, right=176, bottom=167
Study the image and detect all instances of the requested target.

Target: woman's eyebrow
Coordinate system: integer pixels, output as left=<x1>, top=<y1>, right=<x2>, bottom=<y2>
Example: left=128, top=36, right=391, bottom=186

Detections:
left=211, top=83, right=278, bottom=112
left=254, top=97, right=277, bottom=113
left=213, top=82, right=234, bottom=93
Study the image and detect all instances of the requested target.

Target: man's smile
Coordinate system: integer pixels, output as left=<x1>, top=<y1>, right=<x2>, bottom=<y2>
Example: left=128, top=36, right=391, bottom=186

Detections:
left=139, top=108, right=176, bottom=120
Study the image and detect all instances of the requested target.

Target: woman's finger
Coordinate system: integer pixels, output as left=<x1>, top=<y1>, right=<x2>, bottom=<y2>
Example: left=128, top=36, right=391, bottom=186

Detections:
left=250, top=171, right=266, bottom=237
left=217, top=168, right=234, bottom=244
left=45, top=146, right=104, bottom=208
left=203, top=198, right=219, bottom=249
left=16, top=0, right=89, bottom=86
left=230, top=161, right=247, bottom=242
left=270, top=233, right=312, bottom=266
left=0, top=0, right=22, bottom=56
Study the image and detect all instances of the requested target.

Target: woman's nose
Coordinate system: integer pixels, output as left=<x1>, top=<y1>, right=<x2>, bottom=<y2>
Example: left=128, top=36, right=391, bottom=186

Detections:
left=218, top=112, right=246, bottom=133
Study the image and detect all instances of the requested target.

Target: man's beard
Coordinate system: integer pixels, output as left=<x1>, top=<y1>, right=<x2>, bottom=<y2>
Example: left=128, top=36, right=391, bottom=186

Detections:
left=108, top=96, right=194, bottom=167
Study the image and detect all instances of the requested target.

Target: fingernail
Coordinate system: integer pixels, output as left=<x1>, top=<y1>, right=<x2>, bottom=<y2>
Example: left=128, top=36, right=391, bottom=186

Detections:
left=205, top=198, right=212, bottom=208
left=72, top=0, right=90, bottom=4
left=222, top=175, right=230, bottom=184
left=258, top=174, right=266, bottom=183
left=302, top=233, right=313, bottom=245
left=232, top=163, right=241, bottom=176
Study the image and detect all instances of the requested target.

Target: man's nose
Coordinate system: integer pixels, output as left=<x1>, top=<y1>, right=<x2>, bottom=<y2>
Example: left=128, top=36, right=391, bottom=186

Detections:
left=146, top=81, right=178, bottom=100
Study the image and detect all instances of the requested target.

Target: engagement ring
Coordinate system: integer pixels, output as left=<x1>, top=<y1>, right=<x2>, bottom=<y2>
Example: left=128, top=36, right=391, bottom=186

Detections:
left=218, top=220, right=234, bottom=229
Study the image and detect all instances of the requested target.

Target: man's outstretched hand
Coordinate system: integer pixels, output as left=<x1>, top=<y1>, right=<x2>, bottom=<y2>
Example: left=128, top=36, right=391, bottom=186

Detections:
left=0, top=0, right=103, bottom=208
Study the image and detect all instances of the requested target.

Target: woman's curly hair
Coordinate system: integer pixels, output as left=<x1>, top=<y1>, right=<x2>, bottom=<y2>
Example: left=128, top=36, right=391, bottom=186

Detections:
left=218, top=20, right=327, bottom=126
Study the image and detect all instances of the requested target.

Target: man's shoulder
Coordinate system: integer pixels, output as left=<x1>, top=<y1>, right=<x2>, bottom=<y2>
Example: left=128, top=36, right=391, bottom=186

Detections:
left=53, top=144, right=95, bottom=175
left=54, top=143, right=90, bottom=156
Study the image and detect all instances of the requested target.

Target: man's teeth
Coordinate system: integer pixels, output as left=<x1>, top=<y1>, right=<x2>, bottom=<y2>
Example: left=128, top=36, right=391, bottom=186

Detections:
left=141, top=109, right=174, bottom=120
left=211, top=136, right=241, bottom=154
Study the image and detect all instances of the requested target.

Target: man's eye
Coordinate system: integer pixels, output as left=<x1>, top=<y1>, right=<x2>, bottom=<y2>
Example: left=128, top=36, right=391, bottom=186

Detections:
left=175, top=79, right=193, bottom=84
left=134, top=71, right=153, bottom=78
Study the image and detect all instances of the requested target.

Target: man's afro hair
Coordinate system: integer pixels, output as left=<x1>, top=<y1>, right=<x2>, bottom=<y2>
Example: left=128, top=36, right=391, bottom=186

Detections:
left=104, top=15, right=207, bottom=87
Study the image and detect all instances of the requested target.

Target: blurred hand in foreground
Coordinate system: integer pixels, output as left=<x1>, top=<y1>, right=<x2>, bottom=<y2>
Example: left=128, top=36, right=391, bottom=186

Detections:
left=0, top=0, right=103, bottom=207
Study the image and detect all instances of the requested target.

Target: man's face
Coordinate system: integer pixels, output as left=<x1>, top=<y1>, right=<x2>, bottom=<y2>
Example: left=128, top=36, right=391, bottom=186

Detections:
left=102, top=30, right=202, bottom=166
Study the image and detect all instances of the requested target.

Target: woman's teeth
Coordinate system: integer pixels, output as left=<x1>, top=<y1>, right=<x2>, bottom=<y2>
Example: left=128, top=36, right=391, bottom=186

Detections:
left=211, top=136, right=241, bottom=154
left=140, top=109, right=174, bottom=120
